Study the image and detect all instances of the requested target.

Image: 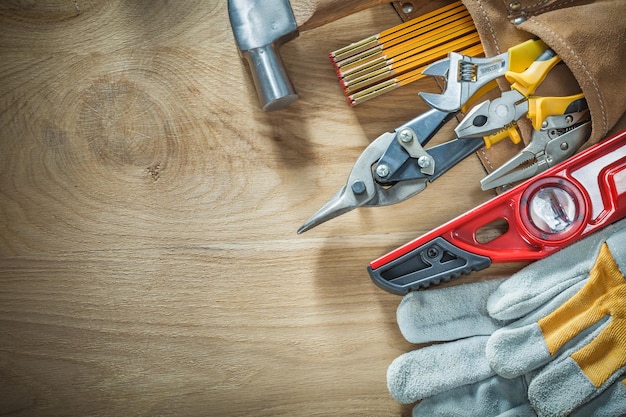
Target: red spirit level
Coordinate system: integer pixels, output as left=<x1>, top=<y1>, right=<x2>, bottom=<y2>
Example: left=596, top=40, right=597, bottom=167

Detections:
left=369, top=129, right=626, bottom=295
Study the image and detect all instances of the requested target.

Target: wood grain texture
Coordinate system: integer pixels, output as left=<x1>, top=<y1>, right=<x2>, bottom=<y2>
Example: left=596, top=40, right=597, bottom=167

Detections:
left=0, top=2, right=522, bottom=416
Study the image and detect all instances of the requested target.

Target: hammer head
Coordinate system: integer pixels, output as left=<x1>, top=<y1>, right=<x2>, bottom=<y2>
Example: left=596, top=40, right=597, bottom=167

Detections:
left=228, top=0, right=300, bottom=111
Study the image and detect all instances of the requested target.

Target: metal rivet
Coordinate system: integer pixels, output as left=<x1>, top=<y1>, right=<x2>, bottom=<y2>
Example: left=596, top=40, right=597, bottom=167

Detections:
left=401, top=2, right=414, bottom=14
left=509, top=1, right=522, bottom=11
left=427, top=247, right=439, bottom=258
left=565, top=115, right=573, bottom=124
left=560, top=142, right=569, bottom=151
left=512, top=16, right=527, bottom=25
left=418, top=156, right=431, bottom=168
left=375, top=164, right=389, bottom=178
left=351, top=180, right=366, bottom=195
left=398, top=128, right=413, bottom=143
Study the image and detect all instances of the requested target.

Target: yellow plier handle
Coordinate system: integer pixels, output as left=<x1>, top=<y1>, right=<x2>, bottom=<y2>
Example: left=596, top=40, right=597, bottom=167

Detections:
left=482, top=93, right=587, bottom=148
left=460, top=39, right=550, bottom=114
left=527, top=93, right=587, bottom=131
left=506, top=48, right=561, bottom=97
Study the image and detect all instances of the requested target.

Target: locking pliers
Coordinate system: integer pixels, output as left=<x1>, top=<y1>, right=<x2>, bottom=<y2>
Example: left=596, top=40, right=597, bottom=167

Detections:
left=452, top=47, right=591, bottom=189
left=480, top=106, right=591, bottom=190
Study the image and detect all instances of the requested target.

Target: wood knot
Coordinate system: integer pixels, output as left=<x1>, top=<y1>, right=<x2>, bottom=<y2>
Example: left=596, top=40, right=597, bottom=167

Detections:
left=146, top=163, right=161, bottom=182
left=78, top=75, right=174, bottom=171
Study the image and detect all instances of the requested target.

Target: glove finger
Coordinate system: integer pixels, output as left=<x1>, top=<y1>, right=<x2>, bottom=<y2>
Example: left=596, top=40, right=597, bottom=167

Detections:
left=397, top=278, right=505, bottom=344
left=411, top=375, right=534, bottom=417
left=485, top=279, right=592, bottom=378
left=497, top=405, right=537, bottom=417
left=529, top=358, right=626, bottom=417
left=388, top=336, right=493, bottom=403
left=487, top=224, right=615, bottom=321
left=490, top=225, right=626, bottom=379
left=571, top=378, right=626, bottom=417
left=526, top=314, right=626, bottom=417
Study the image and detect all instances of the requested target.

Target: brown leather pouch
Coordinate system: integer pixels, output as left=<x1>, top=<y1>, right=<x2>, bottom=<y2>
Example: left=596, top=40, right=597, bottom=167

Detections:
left=462, top=0, right=626, bottom=174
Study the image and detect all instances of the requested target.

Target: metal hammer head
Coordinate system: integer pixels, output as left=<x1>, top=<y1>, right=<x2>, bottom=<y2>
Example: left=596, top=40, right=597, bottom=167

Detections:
left=228, top=0, right=300, bottom=111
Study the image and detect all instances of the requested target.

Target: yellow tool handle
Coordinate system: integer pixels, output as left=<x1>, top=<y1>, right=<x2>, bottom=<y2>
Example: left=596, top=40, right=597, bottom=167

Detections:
left=482, top=125, right=522, bottom=149
left=505, top=49, right=561, bottom=97
left=506, top=39, right=548, bottom=73
left=527, top=93, right=586, bottom=131
left=459, top=39, right=548, bottom=114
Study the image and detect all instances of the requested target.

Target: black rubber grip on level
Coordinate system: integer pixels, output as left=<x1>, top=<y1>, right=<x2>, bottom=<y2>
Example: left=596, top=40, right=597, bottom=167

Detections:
left=368, top=237, right=492, bottom=295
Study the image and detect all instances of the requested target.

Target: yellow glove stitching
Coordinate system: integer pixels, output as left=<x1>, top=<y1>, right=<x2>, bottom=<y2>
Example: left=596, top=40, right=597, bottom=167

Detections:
left=538, top=243, right=626, bottom=387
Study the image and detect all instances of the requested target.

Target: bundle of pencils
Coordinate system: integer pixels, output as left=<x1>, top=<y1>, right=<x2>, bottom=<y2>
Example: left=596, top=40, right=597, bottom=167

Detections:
left=330, top=1, right=484, bottom=106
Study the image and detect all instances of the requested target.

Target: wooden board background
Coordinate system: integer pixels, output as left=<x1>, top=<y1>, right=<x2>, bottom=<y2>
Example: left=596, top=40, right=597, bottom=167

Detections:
left=0, top=2, right=522, bottom=416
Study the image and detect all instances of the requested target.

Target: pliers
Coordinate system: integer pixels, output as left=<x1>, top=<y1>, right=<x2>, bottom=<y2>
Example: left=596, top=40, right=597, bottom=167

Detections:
left=480, top=104, right=591, bottom=190
left=297, top=40, right=589, bottom=234
left=453, top=47, right=592, bottom=189
left=455, top=47, right=563, bottom=138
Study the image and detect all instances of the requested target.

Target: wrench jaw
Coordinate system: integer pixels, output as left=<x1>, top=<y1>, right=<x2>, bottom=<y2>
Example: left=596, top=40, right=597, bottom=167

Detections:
left=419, top=51, right=511, bottom=112
left=419, top=54, right=463, bottom=112
left=420, top=57, right=450, bottom=78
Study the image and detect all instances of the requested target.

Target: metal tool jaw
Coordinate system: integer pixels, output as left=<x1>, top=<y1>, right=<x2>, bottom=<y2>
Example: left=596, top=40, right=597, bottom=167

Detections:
left=296, top=130, right=430, bottom=234
left=480, top=109, right=592, bottom=190
left=454, top=89, right=528, bottom=138
left=419, top=51, right=512, bottom=112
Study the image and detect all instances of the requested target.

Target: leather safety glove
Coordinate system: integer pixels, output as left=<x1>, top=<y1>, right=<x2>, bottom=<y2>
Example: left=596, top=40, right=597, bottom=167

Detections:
left=486, top=219, right=626, bottom=416
left=387, top=218, right=626, bottom=417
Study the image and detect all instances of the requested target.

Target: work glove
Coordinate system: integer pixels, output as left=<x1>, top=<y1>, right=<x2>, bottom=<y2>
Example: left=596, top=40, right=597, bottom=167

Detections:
left=387, top=218, right=626, bottom=416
